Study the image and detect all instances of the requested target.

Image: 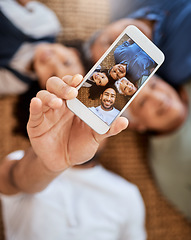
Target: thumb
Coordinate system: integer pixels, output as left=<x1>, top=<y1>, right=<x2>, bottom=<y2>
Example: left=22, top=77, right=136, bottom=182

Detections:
left=95, top=116, right=128, bottom=142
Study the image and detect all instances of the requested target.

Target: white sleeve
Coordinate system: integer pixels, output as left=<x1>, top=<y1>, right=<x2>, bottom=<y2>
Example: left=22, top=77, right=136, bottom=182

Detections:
left=120, top=187, right=147, bottom=240
left=0, top=69, right=28, bottom=96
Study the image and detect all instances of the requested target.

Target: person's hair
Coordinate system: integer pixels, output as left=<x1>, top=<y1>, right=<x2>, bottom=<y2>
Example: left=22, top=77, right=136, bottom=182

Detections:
left=13, top=41, right=89, bottom=138
left=82, top=29, right=103, bottom=63
left=13, top=81, right=41, bottom=138
left=88, top=81, right=116, bottom=100
left=64, top=40, right=93, bottom=72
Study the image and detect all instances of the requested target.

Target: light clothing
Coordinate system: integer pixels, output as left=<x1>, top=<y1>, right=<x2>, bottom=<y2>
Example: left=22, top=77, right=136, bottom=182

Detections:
left=149, top=81, right=191, bottom=220
left=89, top=105, right=120, bottom=125
left=1, top=151, right=146, bottom=240
left=0, top=0, right=61, bottom=95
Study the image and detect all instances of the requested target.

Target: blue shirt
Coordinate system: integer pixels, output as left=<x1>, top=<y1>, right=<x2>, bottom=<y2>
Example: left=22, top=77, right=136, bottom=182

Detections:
left=128, top=0, right=191, bottom=87
left=114, top=42, right=156, bottom=82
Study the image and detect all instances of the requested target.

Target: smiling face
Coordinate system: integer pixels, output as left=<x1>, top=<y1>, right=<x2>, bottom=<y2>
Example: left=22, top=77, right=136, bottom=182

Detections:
left=100, top=88, right=117, bottom=111
left=110, top=64, right=126, bottom=80
left=127, top=76, right=187, bottom=132
left=33, top=43, right=85, bottom=88
left=93, top=72, right=109, bottom=86
left=120, top=79, right=137, bottom=96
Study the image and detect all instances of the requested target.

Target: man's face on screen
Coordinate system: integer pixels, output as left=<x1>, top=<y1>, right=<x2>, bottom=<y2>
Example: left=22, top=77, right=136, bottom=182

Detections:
left=100, top=88, right=116, bottom=111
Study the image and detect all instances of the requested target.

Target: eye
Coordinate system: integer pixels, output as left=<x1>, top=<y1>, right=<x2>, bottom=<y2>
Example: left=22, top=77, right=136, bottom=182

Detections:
left=63, top=60, right=72, bottom=67
left=150, top=81, right=156, bottom=89
left=139, top=98, right=147, bottom=107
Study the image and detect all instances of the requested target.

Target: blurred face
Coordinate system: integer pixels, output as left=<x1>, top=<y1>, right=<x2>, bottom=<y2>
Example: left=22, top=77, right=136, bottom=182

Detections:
left=93, top=72, right=108, bottom=86
left=34, top=43, right=85, bottom=88
left=128, top=77, right=186, bottom=132
left=110, top=64, right=126, bottom=80
left=91, top=18, right=153, bottom=62
left=100, top=88, right=116, bottom=111
left=120, top=79, right=137, bottom=96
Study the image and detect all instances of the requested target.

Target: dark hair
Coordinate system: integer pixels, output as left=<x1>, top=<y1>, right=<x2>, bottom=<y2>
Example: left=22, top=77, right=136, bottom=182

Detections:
left=13, top=41, right=90, bottom=138
left=13, top=81, right=41, bottom=138
left=88, top=80, right=116, bottom=100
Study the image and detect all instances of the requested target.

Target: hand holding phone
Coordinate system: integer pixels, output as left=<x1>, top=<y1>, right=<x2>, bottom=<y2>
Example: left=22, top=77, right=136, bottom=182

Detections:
left=67, top=25, right=164, bottom=134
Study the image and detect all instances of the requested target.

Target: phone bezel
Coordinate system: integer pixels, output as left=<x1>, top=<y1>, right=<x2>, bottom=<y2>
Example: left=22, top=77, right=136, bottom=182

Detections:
left=67, top=25, right=165, bottom=134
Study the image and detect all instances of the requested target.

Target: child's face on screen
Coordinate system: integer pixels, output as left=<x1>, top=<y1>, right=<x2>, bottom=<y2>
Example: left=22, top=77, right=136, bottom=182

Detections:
left=93, top=72, right=109, bottom=86
left=34, top=43, right=85, bottom=88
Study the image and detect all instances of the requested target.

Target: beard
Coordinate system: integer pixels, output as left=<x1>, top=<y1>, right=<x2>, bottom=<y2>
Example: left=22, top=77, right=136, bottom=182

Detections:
left=101, top=100, right=114, bottom=111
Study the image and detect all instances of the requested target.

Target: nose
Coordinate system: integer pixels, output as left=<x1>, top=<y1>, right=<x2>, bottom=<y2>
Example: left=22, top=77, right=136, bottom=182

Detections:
left=107, top=95, right=112, bottom=101
left=150, top=91, right=164, bottom=106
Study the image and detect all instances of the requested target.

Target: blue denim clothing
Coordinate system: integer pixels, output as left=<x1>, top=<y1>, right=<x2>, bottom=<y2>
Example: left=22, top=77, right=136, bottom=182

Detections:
left=128, top=0, right=191, bottom=87
left=114, top=42, right=156, bottom=82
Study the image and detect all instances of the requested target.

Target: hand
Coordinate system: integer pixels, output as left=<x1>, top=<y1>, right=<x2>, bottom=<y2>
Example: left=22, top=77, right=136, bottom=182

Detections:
left=27, top=75, right=128, bottom=172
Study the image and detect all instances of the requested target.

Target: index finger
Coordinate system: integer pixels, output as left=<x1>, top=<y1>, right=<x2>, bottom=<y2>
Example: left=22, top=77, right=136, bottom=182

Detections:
left=46, top=75, right=83, bottom=99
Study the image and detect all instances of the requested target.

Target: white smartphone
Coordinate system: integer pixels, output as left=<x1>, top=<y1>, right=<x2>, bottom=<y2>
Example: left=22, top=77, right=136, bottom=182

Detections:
left=67, top=25, right=164, bottom=134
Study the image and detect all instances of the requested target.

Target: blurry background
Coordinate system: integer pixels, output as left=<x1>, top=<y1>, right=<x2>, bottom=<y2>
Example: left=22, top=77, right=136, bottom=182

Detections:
left=0, top=0, right=191, bottom=239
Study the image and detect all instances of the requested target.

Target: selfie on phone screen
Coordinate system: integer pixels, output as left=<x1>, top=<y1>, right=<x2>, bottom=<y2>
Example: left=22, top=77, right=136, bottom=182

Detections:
left=67, top=26, right=164, bottom=134
left=77, top=34, right=157, bottom=125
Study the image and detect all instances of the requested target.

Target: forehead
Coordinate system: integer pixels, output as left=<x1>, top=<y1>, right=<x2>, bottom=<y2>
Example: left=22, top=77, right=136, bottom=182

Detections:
left=112, top=64, right=121, bottom=70
left=98, top=72, right=106, bottom=76
left=103, top=88, right=116, bottom=95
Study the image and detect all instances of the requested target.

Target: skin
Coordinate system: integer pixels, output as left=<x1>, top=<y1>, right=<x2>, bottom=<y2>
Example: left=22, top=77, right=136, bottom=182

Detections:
left=0, top=75, right=128, bottom=195
left=119, top=79, right=137, bottom=96
left=91, top=18, right=154, bottom=63
left=92, top=72, right=109, bottom=86
left=110, top=64, right=127, bottom=80
left=17, top=0, right=31, bottom=6
left=33, top=43, right=85, bottom=88
left=100, top=88, right=117, bottom=111
left=127, top=75, right=188, bottom=133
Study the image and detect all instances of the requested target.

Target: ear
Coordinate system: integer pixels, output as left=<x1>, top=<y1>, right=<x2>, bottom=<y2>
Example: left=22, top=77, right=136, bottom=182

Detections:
left=100, top=94, right=102, bottom=100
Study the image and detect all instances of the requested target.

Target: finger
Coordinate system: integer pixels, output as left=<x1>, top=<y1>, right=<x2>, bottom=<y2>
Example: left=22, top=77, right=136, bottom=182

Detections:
left=27, top=97, right=43, bottom=129
left=36, top=90, right=63, bottom=111
left=62, top=74, right=83, bottom=87
left=46, top=76, right=78, bottom=99
left=95, top=116, right=129, bottom=142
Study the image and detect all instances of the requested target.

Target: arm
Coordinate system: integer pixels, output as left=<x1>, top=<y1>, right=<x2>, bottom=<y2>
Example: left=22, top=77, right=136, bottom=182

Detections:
left=0, top=75, right=128, bottom=195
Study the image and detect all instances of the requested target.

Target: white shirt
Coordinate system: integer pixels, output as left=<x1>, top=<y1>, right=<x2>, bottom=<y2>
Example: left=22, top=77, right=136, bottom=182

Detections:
left=1, top=151, right=146, bottom=240
left=89, top=105, right=120, bottom=125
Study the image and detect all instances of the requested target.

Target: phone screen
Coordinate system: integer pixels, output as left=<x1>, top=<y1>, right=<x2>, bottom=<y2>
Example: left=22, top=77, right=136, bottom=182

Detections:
left=77, top=33, right=158, bottom=126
